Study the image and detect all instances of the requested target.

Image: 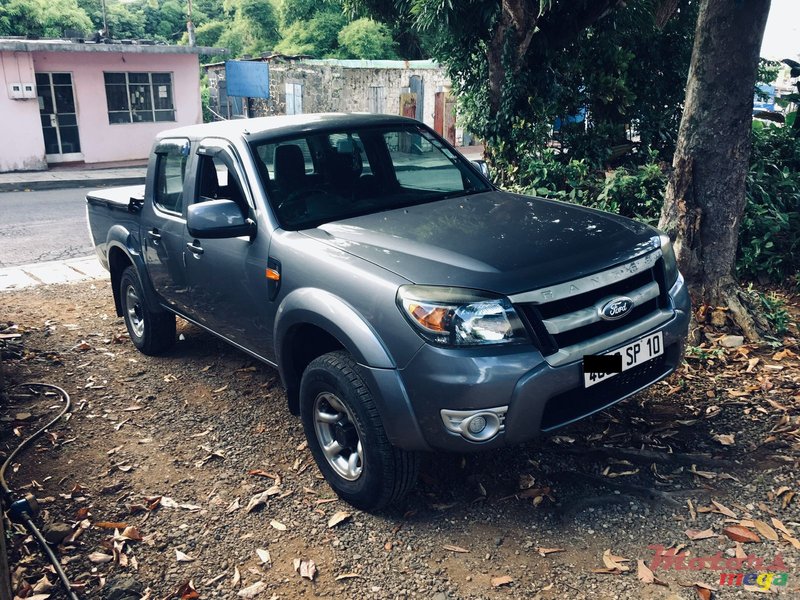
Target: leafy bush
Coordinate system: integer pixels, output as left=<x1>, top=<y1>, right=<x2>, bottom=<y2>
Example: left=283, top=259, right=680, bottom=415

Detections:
left=505, top=121, right=800, bottom=285
left=337, top=18, right=397, bottom=59
left=509, top=150, right=665, bottom=225
left=737, top=121, right=800, bottom=282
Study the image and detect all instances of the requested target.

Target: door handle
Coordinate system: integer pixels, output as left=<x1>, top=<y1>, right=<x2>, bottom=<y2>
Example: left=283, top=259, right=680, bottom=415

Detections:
left=148, top=229, right=162, bottom=241
left=186, top=241, right=204, bottom=255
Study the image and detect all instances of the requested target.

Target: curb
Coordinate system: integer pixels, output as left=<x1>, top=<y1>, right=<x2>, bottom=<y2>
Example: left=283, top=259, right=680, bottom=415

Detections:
left=0, top=256, right=108, bottom=292
left=0, top=175, right=145, bottom=193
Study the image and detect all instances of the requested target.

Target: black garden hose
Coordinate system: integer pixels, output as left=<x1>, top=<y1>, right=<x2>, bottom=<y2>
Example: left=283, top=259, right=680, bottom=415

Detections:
left=1, top=383, right=79, bottom=600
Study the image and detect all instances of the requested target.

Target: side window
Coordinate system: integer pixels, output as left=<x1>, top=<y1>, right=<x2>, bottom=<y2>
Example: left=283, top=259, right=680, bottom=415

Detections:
left=196, top=153, right=248, bottom=212
left=153, top=145, right=187, bottom=214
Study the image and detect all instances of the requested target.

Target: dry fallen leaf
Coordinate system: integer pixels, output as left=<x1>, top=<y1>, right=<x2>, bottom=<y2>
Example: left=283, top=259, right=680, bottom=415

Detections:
left=175, top=550, right=195, bottom=563
left=491, top=575, right=513, bottom=588
left=269, top=519, right=287, bottom=531
left=89, top=552, right=113, bottom=564
left=722, top=526, right=760, bottom=543
left=327, top=511, right=351, bottom=528
left=685, top=528, right=716, bottom=541
left=771, top=517, right=793, bottom=537
left=95, top=521, right=128, bottom=530
left=637, top=560, right=668, bottom=586
left=687, top=499, right=697, bottom=521
left=174, top=580, right=199, bottom=600
left=335, top=573, right=361, bottom=581
left=237, top=581, right=267, bottom=598
left=443, top=544, right=469, bottom=553
left=712, top=433, right=735, bottom=446
left=226, top=498, right=241, bottom=514
left=232, top=566, right=241, bottom=588
left=751, top=519, right=779, bottom=541
left=293, top=558, right=317, bottom=581
left=537, top=547, right=565, bottom=557
left=602, top=549, right=630, bottom=572
left=245, top=487, right=280, bottom=513
left=256, top=549, right=271, bottom=565
left=711, top=500, right=737, bottom=518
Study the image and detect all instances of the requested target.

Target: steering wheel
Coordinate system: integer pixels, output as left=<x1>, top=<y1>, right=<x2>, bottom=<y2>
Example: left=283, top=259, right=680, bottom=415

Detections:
left=278, top=188, right=344, bottom=221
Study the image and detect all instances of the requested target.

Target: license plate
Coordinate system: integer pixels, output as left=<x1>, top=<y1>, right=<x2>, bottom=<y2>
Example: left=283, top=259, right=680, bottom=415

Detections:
left=583, top=331, right=664, bottom=388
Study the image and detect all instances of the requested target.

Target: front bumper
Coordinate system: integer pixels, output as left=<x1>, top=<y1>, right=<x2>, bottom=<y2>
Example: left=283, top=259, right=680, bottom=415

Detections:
left=378, top=275, right=690, bottom=452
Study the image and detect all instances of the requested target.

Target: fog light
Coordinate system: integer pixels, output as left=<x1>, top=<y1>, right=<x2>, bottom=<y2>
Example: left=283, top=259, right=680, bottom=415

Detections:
left=441, top=407, right=507, bottom=442
left=467, top=415, right=487, bottom=434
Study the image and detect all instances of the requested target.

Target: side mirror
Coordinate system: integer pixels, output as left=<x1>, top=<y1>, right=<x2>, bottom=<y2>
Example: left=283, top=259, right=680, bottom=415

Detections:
left=471, top=159, right=490, bottom=179
left=187, top=199, right=255, bottom=239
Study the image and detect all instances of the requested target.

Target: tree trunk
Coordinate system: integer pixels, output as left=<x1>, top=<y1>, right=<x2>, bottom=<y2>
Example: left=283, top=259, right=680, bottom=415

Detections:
left=659, top=0, right=772, bottom=340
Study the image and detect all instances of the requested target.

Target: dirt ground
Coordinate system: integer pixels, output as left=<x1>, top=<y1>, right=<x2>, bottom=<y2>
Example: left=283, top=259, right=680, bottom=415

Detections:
left=1, top=279, right=799, bottom=600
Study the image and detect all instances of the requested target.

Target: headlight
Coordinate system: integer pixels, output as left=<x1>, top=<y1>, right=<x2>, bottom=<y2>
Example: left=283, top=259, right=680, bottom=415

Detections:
left=397, top=285, right=528, bottom=346
left=659, top=234, right=679, bottom=288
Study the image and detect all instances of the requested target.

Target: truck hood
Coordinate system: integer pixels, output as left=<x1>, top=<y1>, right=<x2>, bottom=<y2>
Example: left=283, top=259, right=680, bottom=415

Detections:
left=302, top=190, right=661, bottom=295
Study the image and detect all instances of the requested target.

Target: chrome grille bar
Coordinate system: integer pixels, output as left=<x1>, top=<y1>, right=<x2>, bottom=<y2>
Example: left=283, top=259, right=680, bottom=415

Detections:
left=541, top=281, right=661, bottom=334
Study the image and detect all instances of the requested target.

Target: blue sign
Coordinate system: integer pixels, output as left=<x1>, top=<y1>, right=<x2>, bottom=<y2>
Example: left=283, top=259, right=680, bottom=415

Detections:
left=754, top=84, right=775, bottom=112
left=226, top=61, right=270, bottom=99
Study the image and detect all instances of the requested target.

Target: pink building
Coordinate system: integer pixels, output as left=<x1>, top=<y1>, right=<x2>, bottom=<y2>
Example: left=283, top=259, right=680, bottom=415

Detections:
left=0, top=39, right=224, bottom=172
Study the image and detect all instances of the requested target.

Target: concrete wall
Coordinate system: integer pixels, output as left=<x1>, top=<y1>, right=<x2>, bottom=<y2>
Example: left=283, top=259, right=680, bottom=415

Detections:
left=31, top=51, right=202, bottom=164
left=0, top=51, right=47, bottom=171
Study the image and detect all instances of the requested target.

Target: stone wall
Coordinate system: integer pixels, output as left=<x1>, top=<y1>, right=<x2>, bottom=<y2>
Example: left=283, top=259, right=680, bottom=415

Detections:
left=206, top=58, right=451, bottom=131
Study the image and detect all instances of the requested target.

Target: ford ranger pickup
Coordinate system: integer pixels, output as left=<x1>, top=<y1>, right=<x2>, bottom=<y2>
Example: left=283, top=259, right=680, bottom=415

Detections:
left=86, top=113, right=690, bottom=510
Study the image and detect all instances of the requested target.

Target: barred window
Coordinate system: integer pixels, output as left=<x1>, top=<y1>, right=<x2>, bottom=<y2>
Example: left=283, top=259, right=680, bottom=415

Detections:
left=104, top=72, right=175, bottom=124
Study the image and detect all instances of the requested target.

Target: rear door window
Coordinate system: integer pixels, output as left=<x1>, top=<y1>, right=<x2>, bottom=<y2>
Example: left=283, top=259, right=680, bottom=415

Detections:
left=153, top=140, right=189, bottom=215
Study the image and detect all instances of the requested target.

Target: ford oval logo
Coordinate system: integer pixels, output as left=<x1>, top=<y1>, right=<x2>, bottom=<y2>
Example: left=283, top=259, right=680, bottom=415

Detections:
left=600, top=297, right=634, bottom=321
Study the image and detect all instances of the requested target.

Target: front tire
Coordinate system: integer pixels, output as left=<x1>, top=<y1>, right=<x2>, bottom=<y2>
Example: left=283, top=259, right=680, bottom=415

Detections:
left=119, top=266, right=175, bottom=355
left=300, top=351, right=419, bottom=511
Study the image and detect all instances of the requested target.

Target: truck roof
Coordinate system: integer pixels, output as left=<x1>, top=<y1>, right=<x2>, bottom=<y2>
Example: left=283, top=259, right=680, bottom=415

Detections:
left=158, top=113, right=420, bottom=143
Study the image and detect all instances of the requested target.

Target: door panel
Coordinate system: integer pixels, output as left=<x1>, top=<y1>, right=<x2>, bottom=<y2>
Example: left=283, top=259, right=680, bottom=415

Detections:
left=141, top=139, right=191, bottom=312
left=37, top=72, right=82, bottom=160
left=182, top=144, right=274, bottom=358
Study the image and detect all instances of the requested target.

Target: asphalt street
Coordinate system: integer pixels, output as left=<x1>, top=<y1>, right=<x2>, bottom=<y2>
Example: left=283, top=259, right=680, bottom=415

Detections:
left=0, top=187, right=96, bottom=267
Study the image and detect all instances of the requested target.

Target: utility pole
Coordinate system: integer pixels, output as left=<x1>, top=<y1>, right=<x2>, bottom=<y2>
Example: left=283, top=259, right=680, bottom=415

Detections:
left=100, top=0, right=109, bottom=37
left=186, top=0, right=196, bottom=46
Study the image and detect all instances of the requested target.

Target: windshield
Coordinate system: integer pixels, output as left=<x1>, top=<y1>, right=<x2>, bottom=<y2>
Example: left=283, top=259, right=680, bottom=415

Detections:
left=248, top=124, right=491, bottom=229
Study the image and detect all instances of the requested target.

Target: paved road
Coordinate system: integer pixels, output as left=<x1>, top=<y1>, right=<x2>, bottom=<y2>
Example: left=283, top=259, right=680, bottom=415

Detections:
left=0, top=187, right=95, bottom=268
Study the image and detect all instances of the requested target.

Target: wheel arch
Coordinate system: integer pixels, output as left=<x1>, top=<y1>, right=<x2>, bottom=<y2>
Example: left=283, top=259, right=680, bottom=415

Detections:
left=275, top=289, right=395, bottom=415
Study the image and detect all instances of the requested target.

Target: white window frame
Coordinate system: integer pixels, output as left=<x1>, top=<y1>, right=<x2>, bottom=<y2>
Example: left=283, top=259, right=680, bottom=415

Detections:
left=104, top=72, right=176, bottom=125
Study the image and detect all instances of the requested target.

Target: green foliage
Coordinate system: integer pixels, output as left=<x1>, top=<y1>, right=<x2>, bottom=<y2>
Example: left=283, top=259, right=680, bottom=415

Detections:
left=193, top=20, right=227, bottom=47
left=274, top=11, right=346, bottom=56
left=737, top=123, right=800, bottom=282
left=754, top=289, right=791, bottom=335
left=279, top=0, right=341, bottom=28
left=509, top=150, right=666, bottom=225
left=755, top=58, right=781, bottom=101
left=337, top=17, right=396, bottom=59
left=0, top=0, right=93, bottom=37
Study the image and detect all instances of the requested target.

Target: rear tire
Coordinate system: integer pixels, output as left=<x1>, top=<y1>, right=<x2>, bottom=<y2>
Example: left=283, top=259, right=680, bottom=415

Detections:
left=119, top=266, right=175, bottom=355
left=300, top=351, right=419, bottom=511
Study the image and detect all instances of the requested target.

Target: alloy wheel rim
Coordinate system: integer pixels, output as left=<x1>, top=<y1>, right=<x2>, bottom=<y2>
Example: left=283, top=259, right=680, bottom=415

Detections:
left=313, top=391, right=364, bottom=481
left=125, top=284, right=145, bottom=339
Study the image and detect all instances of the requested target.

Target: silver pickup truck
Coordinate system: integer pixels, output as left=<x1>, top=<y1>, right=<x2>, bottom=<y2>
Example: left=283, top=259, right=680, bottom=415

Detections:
left=87, top=113, right=690, bottom=510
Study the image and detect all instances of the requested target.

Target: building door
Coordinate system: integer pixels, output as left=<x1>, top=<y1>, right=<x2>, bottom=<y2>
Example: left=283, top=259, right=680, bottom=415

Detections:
left=36, top=73, right=82, bottom=163
left=285, top=82, right=303, bottom=115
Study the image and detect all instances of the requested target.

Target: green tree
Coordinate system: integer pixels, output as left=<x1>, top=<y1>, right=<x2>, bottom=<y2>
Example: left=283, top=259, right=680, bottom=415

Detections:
left=278, top=0, right=342, bottom=28
left=0, top=0, right=93, bottom=37
left=274, top=11, right=346, bottom=56
left=192, top=19, right=227, bottom=46
left=337, top=17, right=396, bottom=59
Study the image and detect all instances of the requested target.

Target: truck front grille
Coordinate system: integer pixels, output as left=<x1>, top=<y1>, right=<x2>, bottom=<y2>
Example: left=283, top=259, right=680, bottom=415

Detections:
left=510, top=250, right=672, bottom=365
